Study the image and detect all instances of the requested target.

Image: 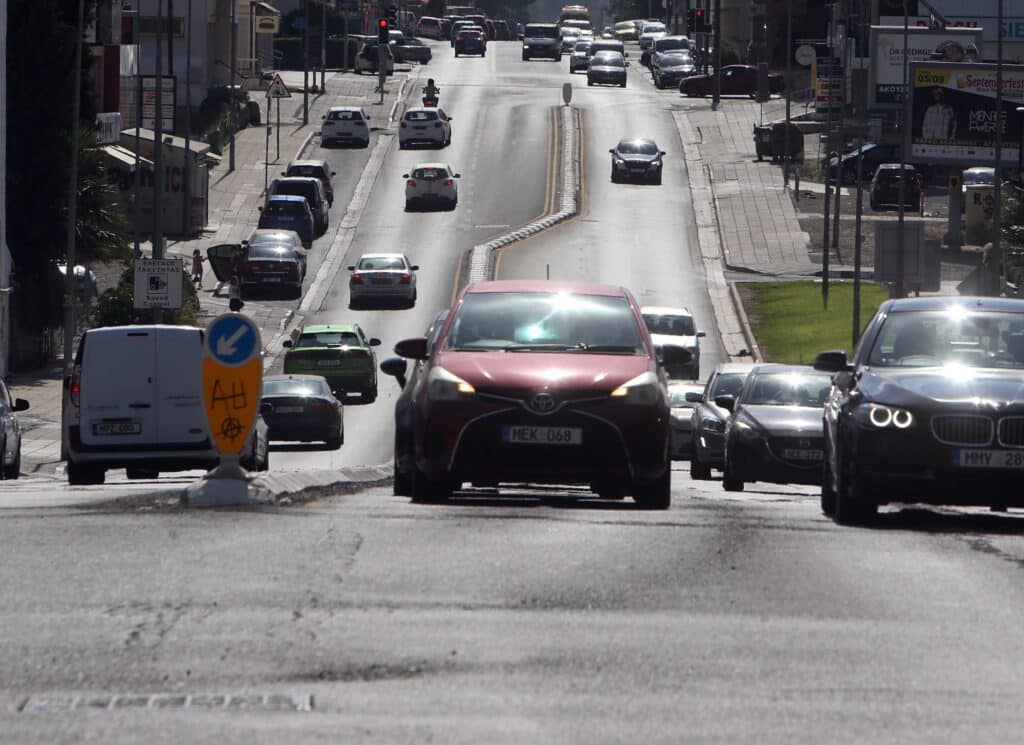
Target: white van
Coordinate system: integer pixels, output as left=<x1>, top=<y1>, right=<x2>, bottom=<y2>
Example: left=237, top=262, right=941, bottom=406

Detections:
left=63, top=325, right=268, bottom=485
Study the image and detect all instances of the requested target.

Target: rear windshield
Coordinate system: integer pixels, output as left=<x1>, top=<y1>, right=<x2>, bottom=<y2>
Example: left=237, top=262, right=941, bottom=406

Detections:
left=963, top=169, right=995, bottom=186
left=326, top=109, right=362, bottom=121
left=642, top=23, right=666, bottom=33
left=419, top=18, right=440, bottom=27
left=286, top=165, right=326, bottom=179
left=263, top=200, right=308, bottom=217
left=274, top=181, right=317, bottom=200
left=877, top=168, right=916, bottom=182
left=743, top=372, right=833, bottom=407
left=614, top=21, right=635, bottom=31
left=643, top=312, right=694, bottom=333
left=296, top=331, right=361, bottom=348
left=405, top=110, right=439, bottom=122
left=263, top=378, right=330, bottom=397
left=446, top=292, right=645, bottom=353
left=656, top=38, right=689, bottom=50
left=412, top=167, right=447, bottom=179
left=525, top=24, right=559, bottom=38
left=357, top=256, right=407, bottom=270
left=247, top=243, right=294, bottom=259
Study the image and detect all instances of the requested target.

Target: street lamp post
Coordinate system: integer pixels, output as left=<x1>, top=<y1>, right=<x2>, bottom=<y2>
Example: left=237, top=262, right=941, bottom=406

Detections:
left=63, top=0, right=86, bottom=380
left=1016, top=105, right=1024, bottom=184
left=895, top=0, right=909, bottom=299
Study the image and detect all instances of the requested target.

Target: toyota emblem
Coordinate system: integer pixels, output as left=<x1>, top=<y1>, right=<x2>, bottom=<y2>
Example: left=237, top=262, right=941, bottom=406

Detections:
left=529, top=393, right=556, bottom=414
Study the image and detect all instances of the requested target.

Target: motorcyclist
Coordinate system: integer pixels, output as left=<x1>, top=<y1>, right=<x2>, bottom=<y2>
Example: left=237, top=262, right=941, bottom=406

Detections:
left=422, top=78, right=440, bottom=101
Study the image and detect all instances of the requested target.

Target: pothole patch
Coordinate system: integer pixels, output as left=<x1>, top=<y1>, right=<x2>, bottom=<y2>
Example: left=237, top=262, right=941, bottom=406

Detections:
left=21, top=692, right=313, bottom=713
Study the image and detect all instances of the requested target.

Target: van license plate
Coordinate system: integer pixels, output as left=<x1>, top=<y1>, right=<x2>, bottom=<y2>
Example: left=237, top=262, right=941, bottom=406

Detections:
left=93, top=421, right=141, bottom=436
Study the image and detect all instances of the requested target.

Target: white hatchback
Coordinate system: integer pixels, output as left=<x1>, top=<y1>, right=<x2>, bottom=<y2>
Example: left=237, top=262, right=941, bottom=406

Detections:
left=404, top=163, right=460, bottom=210
left=398, top=107, right=452, bottom=149
left=348, top=253, right=419, bottom=308
left=321, top=106, right=371, bottom=148
left=641, top=305, right=706, bottom=380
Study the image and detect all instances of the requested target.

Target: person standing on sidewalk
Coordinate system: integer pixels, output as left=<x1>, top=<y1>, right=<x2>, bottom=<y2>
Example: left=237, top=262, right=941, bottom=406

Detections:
left=228, top=274, right=244, bottom=312
left=190, top=249, right=205, bottom=287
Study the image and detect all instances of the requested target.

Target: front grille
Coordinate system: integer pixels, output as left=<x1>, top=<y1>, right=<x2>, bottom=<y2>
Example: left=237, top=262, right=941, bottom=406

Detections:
left=931, top=414, right=993, bottom=446
left=998, top=417, right=1024, bottom=448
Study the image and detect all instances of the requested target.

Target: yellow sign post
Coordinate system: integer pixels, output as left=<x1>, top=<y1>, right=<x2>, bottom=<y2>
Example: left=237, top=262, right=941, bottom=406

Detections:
left=188, top=313, right=263, bottom=506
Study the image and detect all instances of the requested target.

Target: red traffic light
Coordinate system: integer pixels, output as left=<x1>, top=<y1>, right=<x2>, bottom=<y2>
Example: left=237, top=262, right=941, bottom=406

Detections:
left=694, top=9, right=704, bottom=17
left=379, top=18, right=388, bottom=28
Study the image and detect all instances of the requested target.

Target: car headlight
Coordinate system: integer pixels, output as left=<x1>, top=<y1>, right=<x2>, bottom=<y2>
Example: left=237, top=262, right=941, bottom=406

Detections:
left=703, top=418, right=725, bottom=434
left=610, top=372, right=662, bottom=405
left=648, top=162, right=659, bottom=169
left=855, top=403, right=914, bottom=430
left=427, top=366, right=476, bottom=401
left=732, top=414, right=763, bottom=441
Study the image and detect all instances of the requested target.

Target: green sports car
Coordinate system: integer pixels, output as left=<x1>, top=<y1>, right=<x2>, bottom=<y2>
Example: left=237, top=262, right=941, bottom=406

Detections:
left=283, top=324, right=381, bottom=403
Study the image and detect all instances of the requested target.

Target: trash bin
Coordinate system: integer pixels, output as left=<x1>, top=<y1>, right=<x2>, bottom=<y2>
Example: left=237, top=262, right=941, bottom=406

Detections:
left=770, top=122, right=803, bottom=164
left=754, top=124, right=773, bottom=161
left=247, top=100, right=261, bottom=125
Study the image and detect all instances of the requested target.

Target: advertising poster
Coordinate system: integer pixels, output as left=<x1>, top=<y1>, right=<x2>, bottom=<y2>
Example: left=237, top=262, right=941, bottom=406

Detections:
left=906, top=62, right=1024, bottom=167
left=869, top=26, right=983, bottom=108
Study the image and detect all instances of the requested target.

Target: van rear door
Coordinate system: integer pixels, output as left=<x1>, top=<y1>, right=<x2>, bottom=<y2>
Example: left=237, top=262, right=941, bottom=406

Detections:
left=154, top=327, right=208, bottom=446
left=80, top=328, right=158, bottom=447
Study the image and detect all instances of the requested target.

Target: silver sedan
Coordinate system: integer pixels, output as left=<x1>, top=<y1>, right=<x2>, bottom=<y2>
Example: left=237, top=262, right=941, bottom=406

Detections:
left=348, top=253, right=419, bottom=309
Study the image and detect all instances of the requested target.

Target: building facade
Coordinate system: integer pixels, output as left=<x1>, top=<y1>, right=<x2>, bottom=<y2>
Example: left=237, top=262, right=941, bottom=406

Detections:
left=0, top=0, right=9, bottom=377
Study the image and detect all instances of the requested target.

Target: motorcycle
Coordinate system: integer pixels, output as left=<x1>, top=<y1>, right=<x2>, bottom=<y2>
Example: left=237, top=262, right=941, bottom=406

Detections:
left=422, top=88, right=440, bottom=107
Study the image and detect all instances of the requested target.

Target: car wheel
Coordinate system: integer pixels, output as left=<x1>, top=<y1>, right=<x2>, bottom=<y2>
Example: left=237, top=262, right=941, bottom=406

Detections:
left=67, top=459, right=105, bottom=486
left=721, top=454, right=744, bottom=492
left=620, top=81, right=627, bottom=88
left=126, top=468, right=159, bottom=480
left=656, top=79, right=664, bottom=89
left=869, top=199, right=878, bottom=210
left=399, top=141, right=407, bottom=150
left=394, top=460, right=412, bottom=496
left=632, top=464, right=671, bottom=510
left=448, top=198, right=457, bottom=210
left=610, top=169, right=618, bottom=183
left=326, top=431, right=343, bottom=450
left=833, top=454, right=877, bottom=525
left=1, top=438, right=18, bottom=479
left=454, top=51, right=459, bottom=57
left=653, top=170, right=662, bottom=186
left=842, top=167, right=856, bottom=186
left=820, top=463, right=837, bottom=517
left=689, top=451, right=712, bottom=480
left=410, top=461, right=455, bottom=503
left=362, top=388, right=377, bottom=404
left=587, top=79, right=593, bottom=86
left=481, top=51, right=485, bottom=57
left=522, top=53, right=528, bottom=61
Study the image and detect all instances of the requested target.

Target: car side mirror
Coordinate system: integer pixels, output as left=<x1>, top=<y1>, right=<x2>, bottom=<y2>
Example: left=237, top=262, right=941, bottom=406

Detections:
left=257, top=206, right=263, bottom=211
left=394, top=336, right=429, bottom=360
left=696, top=331, right=706, bottom=338
left=410, top=265, right=419, bottom=271
left=684, top=391, right=703, bottom=404
left=331, top=171, right=337, bottom=176
left=659, top=345, right=692, bottom=366
left=321, top=115, right=326, bottom=120
left=660, top=151, right=667, bottom=156
left=380, top=356, right=408, bottom=388
left=280, top=171, right=286, bottom=176
left=609, top=148, right=615, bottom=154
left=454, top=173, right=462, bottom=178
left=13, top=398, right=29, bottom=412
left=282, top=339, right=293, bottom=348
left=347, top=265, right=355, bottom=271
left=369, top=338, right=382, bottom=347
left=813, top=349, right=852, bottom=373
left=402, top=173, right=409, bottom=179
left=714, top=395, right=735, bottom=412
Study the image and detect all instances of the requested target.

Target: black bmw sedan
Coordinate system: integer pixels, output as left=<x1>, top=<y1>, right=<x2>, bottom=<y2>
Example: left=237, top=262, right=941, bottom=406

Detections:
left=717, top=364, right=833, bottom=492
left=609, top=138, right=665, bottom=185
left=816, top=297, right=1024, bottom=525
left=260, top=374, right=344, bottom=449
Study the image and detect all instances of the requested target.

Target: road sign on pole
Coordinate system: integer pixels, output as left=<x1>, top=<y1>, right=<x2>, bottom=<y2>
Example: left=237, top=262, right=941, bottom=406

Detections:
left=266, top=73, right=292, bottom=99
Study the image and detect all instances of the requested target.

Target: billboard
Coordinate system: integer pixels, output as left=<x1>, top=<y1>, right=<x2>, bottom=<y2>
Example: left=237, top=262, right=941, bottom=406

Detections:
left=906, top=62, right=1024, bottom=167
left=869, top=26, right=984, bottom=108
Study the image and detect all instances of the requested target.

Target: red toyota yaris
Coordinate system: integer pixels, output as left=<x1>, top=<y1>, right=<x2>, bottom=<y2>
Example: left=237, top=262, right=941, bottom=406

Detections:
left=383, top=280, right=689, bottom=508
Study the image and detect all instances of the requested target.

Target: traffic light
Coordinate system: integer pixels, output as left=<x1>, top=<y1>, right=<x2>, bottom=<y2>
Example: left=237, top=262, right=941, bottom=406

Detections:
left=378, top=17, right=389, bottom=44
left=386, top=5, right=398, bottom=23
left=693, top=8, right=708, bottom=33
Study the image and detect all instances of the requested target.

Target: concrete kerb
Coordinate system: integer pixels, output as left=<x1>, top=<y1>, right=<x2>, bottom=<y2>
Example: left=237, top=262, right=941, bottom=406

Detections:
left=463, top=105, right=580, bottom=287
left=728, top=282, right=764, bottom=363
left=673, top=110, right=761, bottom=363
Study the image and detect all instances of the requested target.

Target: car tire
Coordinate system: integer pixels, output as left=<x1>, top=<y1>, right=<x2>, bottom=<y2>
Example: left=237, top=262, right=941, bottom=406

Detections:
left=410, top=461, right=455, bottom=503
left=67, top=459, right=105, bottom=486
left=482, top=51, right=486, bottom=57
left=126, top=468, right=159, bottom=480
left=869, top=199, right=878, bottom=210
left=361, top=139, right=370, bottom=149
left=394, top=460, right=412, bottom=496
left=722, top=457, right=744, bottom=492
left=632, top=464, right=671, bottom=510
left=399, top=141, right=407, bottom=150
left=834, top=455, right=877, bottom=525
left=690, top=452, right=712, bottom=480
left=842, top=167, right=856, bottom=186
left=656, top=79, right=664, bottom=89
left=653, top=170, right=662, bottom=186
left=362, top=388, right=377, bottom=404
left=326, top=431, right=343, bottom=450
left=620, top=81, right=627, bottom=88
left=2, top=439, right=19, bottom=479
left=522, top=53, right=529, bottom=61
left=448, top=198, right=457, bottom=210
left=587, top=79, right=594, bottom=86
left=820, top=463, right=837, bottom=517
left=610, top=169, right=618, bottom=183
left=454, top=51, right=459, bottom=57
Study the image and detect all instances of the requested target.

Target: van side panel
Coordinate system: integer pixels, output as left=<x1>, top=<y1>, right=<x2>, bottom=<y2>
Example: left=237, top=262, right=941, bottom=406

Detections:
left=155, top=328, right=209, bottom=446
left=80, top=329, right=158, bottom=447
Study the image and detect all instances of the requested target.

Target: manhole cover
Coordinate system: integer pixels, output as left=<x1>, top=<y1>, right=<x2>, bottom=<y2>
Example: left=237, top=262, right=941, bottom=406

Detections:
left=21, top=692, right=313, bottom=713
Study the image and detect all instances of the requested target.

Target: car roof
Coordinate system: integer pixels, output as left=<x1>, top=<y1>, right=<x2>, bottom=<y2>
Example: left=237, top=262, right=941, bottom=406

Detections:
left=964, top=166, right=995, bottom=173
left=405, top=106, right=439, bottom=113
left=300, top=324, right=358, bottom=334
left=327, top=106, right=363, bottom=112
left=465, top=280, right=628, bottom=297
left=249, top=228, right=301, bottom=241
left=275, top=176, right=321, bottom=185
left=264, top=374, right=328, bottom=384
left=750, top=363, right=821, bottom=374
left=641, top=305, right=692, bottom=316
left=877, top=163, right=916, bottom=170
left=288, top=159, right=328, bottom=169
left=526, top=22, right=558, bottom=27
left=358, top=252, right=406, bottom=260
left=412, top=162, right=450, bottom=169
left=713, top=362, right=756, bottom=375
left=879, top=296, right=1024, bottom=314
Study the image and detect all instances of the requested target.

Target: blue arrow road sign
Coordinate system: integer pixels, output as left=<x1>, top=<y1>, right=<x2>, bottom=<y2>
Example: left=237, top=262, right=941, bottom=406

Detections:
left=207, top=314, right=259, bottom=366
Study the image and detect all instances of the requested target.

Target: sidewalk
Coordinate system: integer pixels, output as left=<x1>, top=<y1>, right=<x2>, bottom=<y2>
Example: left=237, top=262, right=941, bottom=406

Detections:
left=682, top=98, right=815, bottom=277
left=8, top=68, right=409, bottom=479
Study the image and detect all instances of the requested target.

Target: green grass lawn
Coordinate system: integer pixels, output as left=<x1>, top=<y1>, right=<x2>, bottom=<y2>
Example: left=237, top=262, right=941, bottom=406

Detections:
left=741, top=281, right=890, bottom=364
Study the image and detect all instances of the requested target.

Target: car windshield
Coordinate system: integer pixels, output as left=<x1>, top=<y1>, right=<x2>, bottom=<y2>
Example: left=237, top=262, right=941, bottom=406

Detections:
left=867, top=310, right=1024, bottom=369
left=405, top=110, right=439, bottom=122
left=526, top=25, right=558, bottom=38
left=296, top=331, right=361, bottom=348
left=357, top=256, right=406, bottom=270
left=593, top=53, right=624, bottom=66
left=327, top=110, right=362, bottom=121
left=710, top=372, right=747, bottom=398
left=617, top=141, right=658, bottom=155
left=643, top=312, right=695, bottom=334
left=263, top=379, right=329, bottom=397
left=412, top=167, right=447, bottom=179
left=446, top=292, right=645, bottom=353
left=744, top=372, right=833, bottom=407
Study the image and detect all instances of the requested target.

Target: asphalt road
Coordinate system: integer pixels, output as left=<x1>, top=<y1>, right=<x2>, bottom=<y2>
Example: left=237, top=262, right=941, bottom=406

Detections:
left=7, top=40, right=1024, bottom=744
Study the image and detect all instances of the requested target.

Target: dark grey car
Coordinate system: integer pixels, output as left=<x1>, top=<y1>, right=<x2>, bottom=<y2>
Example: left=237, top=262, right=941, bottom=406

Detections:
left=588, top=51, right=627, bottom=87
left=266, top=177, right=329, bottom=235
left=687, top=363, right=753, bottom=479
left=609, top=138, right=665, bottom=184
left=0, top=378, right=29, bottom=479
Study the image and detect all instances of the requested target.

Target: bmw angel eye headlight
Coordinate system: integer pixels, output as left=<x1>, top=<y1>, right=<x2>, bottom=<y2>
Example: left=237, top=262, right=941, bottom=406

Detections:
left=858, top=403, right=914, bottom=430
left=427, top=366, right=476, bottom=401
left=610, top=372, right=661, bottom=405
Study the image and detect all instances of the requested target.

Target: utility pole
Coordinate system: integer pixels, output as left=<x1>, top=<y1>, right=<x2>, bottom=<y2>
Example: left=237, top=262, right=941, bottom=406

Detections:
left=783, top=0, right=792, bottom=186
left=132, top=10, right=142, bottom=259
left=822, top=55, right=835, bottom=309
left=154, top=0, right=165, bottom=324
left=303, top=0, right=310, bottom=125
left=712, top=0, right=721, bottom=108
left=894, top=0, right=909, bottom=299
left=321, top=0, right=327, bottom=91
left=991, top=0, right=1004, bottom=296
left=853, top=0, right=868, bottom=347
left=167, top=0, right=174, bottom=100
left=64, top=0, right=86, bottom=380
left=229, top=0, right=237, bottom=172
left=182, top=0, right=193, bottom=237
